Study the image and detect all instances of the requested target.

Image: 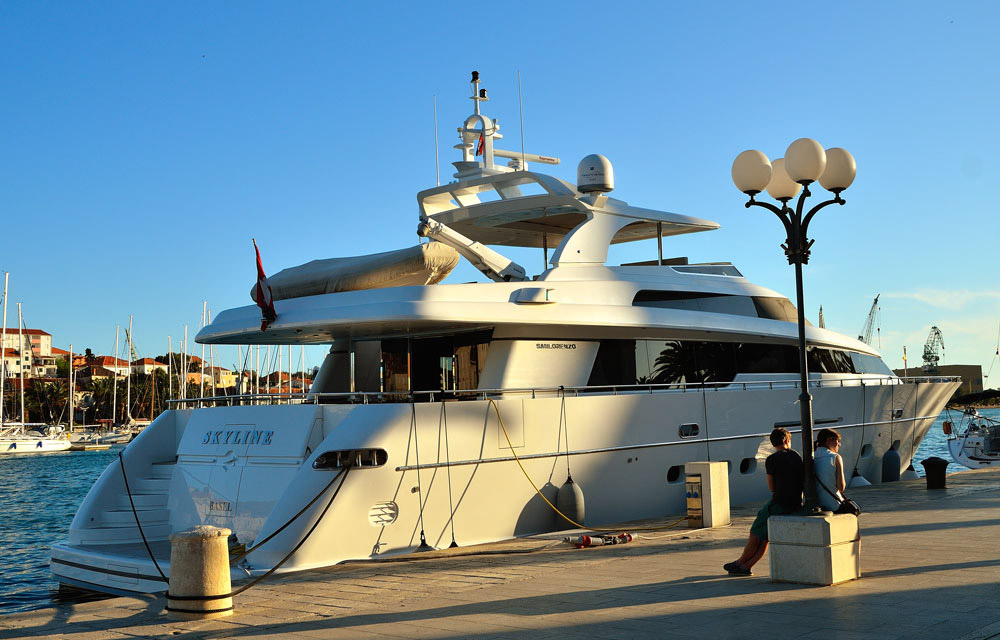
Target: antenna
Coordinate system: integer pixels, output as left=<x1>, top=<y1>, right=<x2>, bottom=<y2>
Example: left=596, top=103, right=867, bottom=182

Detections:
left=433, top=95, right=440, bottom=187
left=517, top=70, right=526, bottom=169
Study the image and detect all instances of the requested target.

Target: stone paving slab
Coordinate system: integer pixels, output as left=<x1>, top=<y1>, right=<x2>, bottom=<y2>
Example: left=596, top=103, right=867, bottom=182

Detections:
left=4, top=468, right=1000, bottom=639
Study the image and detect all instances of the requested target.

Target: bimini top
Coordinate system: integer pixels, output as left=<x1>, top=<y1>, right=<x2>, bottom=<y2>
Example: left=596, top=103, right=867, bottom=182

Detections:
left=417, top=171, right=718, bottom=249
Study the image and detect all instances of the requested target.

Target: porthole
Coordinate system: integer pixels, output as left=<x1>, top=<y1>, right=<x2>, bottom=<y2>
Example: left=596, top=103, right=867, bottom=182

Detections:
left=666, top=465, right=684, bottom=484
left=859, top=444, right=873, bottom=459
left=739, top=458, right=757, bottom=475
left=678, top=423, right=700, bottom=439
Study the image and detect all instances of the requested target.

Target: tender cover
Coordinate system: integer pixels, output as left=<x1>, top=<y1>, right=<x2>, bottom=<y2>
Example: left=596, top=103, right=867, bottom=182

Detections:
left=250, top=242, right=460, bottom=302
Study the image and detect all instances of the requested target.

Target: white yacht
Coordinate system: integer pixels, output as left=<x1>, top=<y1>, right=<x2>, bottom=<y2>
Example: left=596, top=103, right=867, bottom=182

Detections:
left=945, top=408, right=1000, bottom=468
left=1, top=424, right=71, bottom=454
left=52, top=73, right=960, bottom=595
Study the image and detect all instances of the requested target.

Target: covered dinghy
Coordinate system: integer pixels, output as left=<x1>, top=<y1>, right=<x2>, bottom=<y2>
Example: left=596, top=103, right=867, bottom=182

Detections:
left=250, top=241, right=460, bottom=302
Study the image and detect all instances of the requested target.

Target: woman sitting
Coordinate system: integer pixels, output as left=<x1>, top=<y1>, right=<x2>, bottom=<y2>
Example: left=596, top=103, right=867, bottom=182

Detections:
left=814, top=428, right=847, bottom=511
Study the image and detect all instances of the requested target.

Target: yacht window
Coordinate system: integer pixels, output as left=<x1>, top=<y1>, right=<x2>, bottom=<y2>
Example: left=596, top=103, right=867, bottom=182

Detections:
left=735, top=343, right=798, bottom=375
left=589, top=340, right=870, bottom=387
left=850, top=352, right=894, bottom=376
left=637, top=341, right=736, bottom=385
left=671, top=265, right=743, bottom=277
left=807, top=348, right=856, bottom=374
left=678, top=423, right=700, bottom=439
left=752, top=297, right=808, bottom=324
left=633, top=291, right=758, bottom=318
left=588, top=340, right=637, bottom=386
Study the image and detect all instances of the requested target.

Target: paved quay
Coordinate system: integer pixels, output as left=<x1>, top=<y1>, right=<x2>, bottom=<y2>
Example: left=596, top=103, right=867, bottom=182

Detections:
left=4, top=468, right=1000, bottom=640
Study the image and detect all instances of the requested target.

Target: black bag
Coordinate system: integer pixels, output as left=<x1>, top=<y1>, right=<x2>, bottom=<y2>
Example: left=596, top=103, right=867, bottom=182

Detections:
left=818, top=476, right=861, bottom=516
left=834, top=497, right=861, bottom=516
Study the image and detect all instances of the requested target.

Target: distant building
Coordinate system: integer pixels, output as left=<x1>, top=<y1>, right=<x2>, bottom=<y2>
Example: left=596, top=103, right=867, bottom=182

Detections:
left=132, top=358, right=168, bottom=375
left=1, top=347, right=23, bottom=378
left=893, top=364, right=983, bottom=396
left=89, top=356, right=130, bottom=378
left=76, top=365, right=116, bottom=383
left=51, top=347, right=71, bottom=360
left=1, top=328, right=55, bottom=378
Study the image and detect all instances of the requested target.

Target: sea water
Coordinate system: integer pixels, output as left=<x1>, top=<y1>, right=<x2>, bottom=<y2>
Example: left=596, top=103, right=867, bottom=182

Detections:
left=0, top=446, right=124, bottom=614
left=1, top=408, right=997, bottom=615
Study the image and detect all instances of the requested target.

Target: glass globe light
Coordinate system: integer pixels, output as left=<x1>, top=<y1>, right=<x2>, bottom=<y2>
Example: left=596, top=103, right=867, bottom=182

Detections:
left=819, top=147, right=857, bottom=192
left=764, top=158, right=802, bottom=201
left=731, top=150, right=772, bottom=194
left=784, top=138, right=827, bottom=184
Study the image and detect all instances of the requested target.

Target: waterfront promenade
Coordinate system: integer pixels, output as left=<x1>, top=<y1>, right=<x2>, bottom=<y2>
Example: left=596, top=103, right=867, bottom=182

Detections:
left=3, top=468, right=999, bottom=640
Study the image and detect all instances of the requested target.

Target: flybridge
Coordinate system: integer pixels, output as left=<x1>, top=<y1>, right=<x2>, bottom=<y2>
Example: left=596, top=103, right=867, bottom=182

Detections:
left=416, top=71, right=719, bottom=271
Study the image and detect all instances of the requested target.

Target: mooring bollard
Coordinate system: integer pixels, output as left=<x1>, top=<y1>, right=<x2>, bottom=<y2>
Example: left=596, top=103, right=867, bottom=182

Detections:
left=166, top=525, right=234, bottom=620
left=921, top=457, right=949, bottom=490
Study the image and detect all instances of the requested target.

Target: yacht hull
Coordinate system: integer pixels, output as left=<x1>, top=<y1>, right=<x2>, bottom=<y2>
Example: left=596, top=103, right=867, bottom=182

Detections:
left=52, top=376, right=957, bottom=594
left=1, top=437, right=72, bottom=454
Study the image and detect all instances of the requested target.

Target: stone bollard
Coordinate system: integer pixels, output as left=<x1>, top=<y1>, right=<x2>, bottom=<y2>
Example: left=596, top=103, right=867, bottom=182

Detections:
left=768, top=514, right=860, bottom=585
left=166, top=525, right=234, bottom=620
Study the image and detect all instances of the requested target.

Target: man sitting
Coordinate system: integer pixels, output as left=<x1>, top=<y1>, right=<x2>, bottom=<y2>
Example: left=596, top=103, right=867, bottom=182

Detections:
left=724, top=427, right=803, bottom=576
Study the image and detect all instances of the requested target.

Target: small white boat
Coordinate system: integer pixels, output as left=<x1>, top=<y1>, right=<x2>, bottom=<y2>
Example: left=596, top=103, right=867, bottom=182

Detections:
left=1, top=424, right=72, bottom=454
left=946, top=408, right=1000, bottom=468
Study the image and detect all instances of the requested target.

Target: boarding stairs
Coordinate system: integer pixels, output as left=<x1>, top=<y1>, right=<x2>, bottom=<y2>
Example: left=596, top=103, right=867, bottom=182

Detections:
left=69, top=461, right=175, bottom=546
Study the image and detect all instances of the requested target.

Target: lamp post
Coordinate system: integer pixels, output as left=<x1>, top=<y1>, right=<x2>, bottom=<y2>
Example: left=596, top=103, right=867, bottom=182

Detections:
left=731, top=139, right=857, bottom=512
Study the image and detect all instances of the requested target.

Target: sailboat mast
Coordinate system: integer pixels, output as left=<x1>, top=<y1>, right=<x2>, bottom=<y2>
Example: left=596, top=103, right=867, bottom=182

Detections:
left=208, top=308, right=216, bottom=398
left=0, top=272, right=8, bottom=425
left=182, top=325, right=188, bottom=403
left=69, top=344, right=74, bottom=431
left=112, top=325, right=119, bottom=427
left=200, top=301, right=206, bottom=404
left=150, top=347, right=155, bottom=423
left=18, top=303, right=25, bottom=424
left=126, top=315, right=133, bottom=424
left=167, top=335, right=172, bottom=400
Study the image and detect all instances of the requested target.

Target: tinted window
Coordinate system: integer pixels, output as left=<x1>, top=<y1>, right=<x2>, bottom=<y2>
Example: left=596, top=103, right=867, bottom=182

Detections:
left=850, top=352, right=894, bottom=375
left=633, top=291, right=757, bottom=318
left=736, top=343, right=798, bottom=374
left=638, top=341, right=736, bottom=385
left=752, top=297, right=811, bottom=324
left=588, top=340, right=638, bottom=386
left=589, top=340, right=871, bottom=387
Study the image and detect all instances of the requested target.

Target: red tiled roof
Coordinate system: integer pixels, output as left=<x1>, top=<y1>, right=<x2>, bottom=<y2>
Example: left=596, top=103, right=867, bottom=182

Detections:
left=92, top=356, right=129, bottom=367
left=51, top=347, right=70, bottom=356
left=3, top=347, right=21, bottom=357
left=1, top=328, right=50, bottom=336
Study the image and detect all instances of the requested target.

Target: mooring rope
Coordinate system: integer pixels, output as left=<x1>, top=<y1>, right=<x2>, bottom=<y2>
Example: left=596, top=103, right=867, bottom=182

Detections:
left=410, top=402, right=431, bottom=549
left=487, top=398, right=686, bottom=534
left=440, top=401, right=458, bottom=547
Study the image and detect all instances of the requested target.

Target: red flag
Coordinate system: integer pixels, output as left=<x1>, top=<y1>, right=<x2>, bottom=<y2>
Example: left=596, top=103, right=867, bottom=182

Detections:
left=476, top=133, right=485, bottom=156
left=253, top=239, right=277, bottom=331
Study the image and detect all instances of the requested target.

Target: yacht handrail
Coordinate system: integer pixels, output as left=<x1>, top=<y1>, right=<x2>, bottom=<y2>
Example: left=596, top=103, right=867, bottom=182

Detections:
left=166, top=375, right=961, bottom=408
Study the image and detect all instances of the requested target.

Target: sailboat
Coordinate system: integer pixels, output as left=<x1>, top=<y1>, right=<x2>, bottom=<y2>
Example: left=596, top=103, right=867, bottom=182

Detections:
left=0, top=275, right=71, bottom=454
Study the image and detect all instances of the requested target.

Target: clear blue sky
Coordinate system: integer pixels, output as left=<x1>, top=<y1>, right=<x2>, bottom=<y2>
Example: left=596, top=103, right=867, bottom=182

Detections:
left=2, top=2, right=998, bottom=384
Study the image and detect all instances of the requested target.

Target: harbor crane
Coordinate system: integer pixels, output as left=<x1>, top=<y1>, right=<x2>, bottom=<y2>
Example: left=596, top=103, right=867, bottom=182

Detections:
left=922, top=326, right=945, bottom=374
left=858, top=294, right=880, bottom=346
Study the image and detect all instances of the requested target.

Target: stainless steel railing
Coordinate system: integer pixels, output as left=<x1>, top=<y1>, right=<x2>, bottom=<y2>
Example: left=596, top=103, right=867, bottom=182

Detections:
left=165, top=375, right=960, bottom=409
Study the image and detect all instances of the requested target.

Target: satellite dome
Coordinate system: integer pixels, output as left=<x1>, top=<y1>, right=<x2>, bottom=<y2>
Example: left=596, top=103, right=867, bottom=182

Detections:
left=577, top=154, right=614, bottom=193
